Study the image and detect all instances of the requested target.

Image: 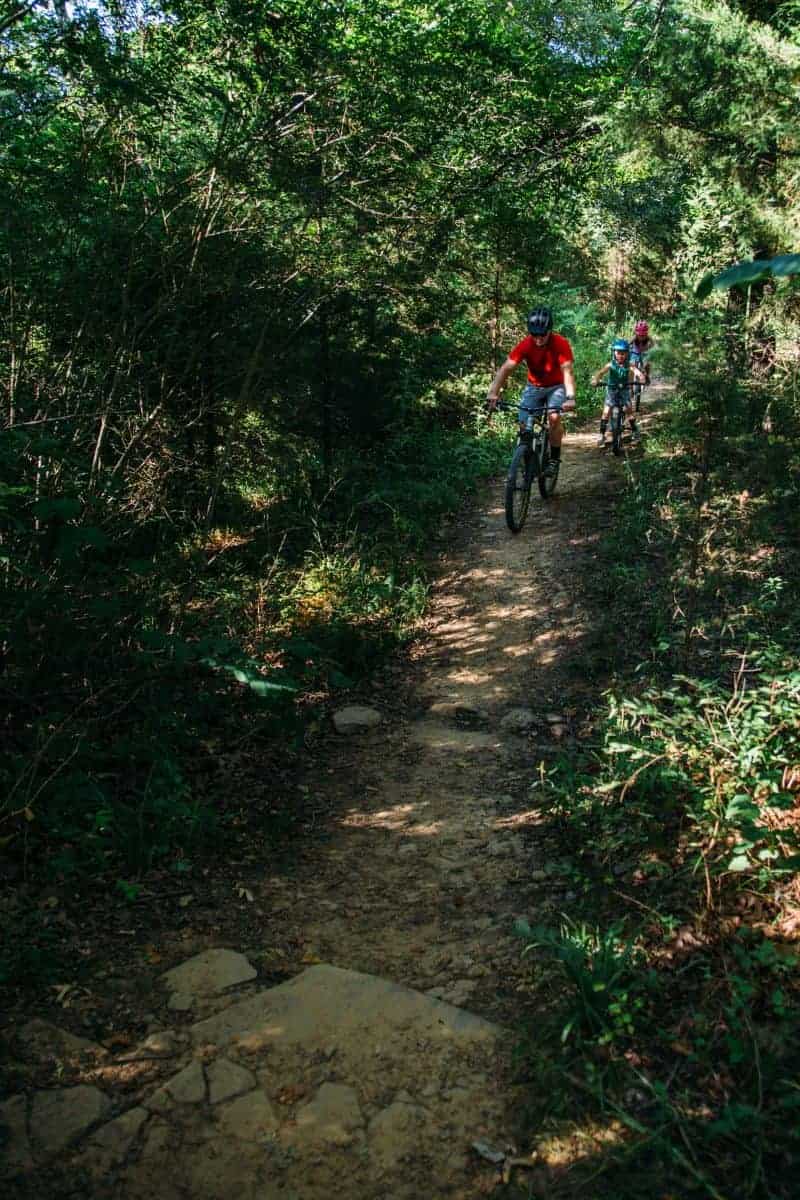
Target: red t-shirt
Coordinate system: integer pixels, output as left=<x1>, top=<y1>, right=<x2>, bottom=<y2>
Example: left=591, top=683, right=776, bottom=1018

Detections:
left=509, top=332, right=573, bottom=386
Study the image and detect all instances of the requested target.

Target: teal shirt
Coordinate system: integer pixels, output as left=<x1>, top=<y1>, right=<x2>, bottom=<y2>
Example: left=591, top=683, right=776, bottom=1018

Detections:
left=606, top=360, right=629, bottom=390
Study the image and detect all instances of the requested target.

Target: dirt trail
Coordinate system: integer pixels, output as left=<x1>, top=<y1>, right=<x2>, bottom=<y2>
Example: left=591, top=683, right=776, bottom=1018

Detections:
left=2, top=394, right=666, bottom=1200
left=288, top=410, right=622, bottom=1016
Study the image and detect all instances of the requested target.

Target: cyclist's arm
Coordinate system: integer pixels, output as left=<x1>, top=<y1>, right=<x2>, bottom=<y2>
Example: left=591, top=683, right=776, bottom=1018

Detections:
left=487, top=356, right=519, bottom=406
left=562, top=361, right=576, bottom=408
left=590, top=367, right=607, bottom=386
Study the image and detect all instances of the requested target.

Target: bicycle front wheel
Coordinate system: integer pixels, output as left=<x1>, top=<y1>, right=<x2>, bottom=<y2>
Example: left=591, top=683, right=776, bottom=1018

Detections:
left=505, top=442, right=533, bottom=533
left=538, top=438, right=559, bottom=498
left=611, top=407, right=623, bottom=456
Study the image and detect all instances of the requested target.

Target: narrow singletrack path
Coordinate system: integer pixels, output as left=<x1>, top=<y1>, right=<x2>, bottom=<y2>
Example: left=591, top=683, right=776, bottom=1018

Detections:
left=283, top=412, right=620, bottom=1020
left=280, top=390, right=673, bottom=1023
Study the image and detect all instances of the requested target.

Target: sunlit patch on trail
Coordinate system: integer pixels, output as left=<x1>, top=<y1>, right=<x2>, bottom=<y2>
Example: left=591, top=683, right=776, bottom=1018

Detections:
left=493, top=811, right=540, bottom=829
left=340, top=804, right=421, bottom=831
left=442, top=669, right=494, bottom=685
left=502, top=644, right=533, bottom=658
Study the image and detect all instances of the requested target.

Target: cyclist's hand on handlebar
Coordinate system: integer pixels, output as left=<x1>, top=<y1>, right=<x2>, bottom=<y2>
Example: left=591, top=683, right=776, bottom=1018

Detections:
left=486, top=395, right=508, bottom=416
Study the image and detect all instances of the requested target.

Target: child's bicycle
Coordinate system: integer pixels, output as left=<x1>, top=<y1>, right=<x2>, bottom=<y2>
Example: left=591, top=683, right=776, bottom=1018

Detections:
left=490, top=400, right=560, bottom=534
left=595, top=383, right=630, bottom=457
left=629, top=352, right=648, bottom=413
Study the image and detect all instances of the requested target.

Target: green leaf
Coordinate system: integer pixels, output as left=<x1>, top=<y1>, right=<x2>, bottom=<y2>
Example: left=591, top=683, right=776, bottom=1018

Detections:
left=727, top=853, right=751, bottom=872
left=725, top=795, right=760, bottom=822
left=201, top=656, right=298, bottom=698
left=695, top=272, right=715, bottom=300
left=695, top=253, right=800, bottom=298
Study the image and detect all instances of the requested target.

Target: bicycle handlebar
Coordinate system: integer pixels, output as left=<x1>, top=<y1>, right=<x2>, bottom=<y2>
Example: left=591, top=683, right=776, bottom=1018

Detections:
left=486, top=399, right=575, bottom=415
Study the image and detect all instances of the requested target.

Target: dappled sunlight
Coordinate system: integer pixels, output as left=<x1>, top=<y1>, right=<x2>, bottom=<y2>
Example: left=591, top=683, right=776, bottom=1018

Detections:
left=233, top=1025, right=288, bottom=1052
left=493, top=810, right=540, bottom=830
left=480, top=606, right=517, bottom=621
left=535, top=1116, right=628, bottom=1171
left=435, top=632, right=493, bottom=650
left=341, top=803, right=423, bottom=831
left=502, top=644, right=533, bottom=658
left=442, top=668, right=495, bottom=686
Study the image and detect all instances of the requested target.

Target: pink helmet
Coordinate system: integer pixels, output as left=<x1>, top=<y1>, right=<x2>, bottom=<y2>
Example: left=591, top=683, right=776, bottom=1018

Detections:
left=634, top=320, right=649, bottom=336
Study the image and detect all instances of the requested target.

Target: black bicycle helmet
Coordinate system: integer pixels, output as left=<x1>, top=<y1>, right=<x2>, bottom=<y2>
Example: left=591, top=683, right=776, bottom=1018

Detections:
left=527, top=306, right=553, bottom=336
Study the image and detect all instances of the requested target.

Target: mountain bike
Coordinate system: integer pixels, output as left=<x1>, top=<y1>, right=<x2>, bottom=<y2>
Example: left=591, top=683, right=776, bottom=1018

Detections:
left=493, top=401, right=559, bottom=533
left=595, top=384, right=630, bottom=457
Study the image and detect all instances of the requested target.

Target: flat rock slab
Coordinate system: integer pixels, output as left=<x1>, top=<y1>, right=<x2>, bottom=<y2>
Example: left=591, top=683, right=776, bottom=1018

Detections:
left=332, top=705, right=383, bottom=734
left=16, top=1018, right=106, bottom=1062
left=0, top=1095, right=32, bottom=1175
left=190, top=962, right=500, bottom=1054
left=30, top=1086, right=111, bottom=1158
left=408, top=721, right=498, bottom=752
left=60, top=964, right=516, bottom=1200
left=160, top=948, right=257, bottom=998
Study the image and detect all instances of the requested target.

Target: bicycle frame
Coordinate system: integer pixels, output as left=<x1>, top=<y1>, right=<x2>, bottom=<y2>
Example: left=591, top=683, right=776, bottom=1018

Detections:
left=518, top=404, right=549, bottom=462
left=492, top=400, right=559, bottom=533
left=607, top=388, right=628, bottom=455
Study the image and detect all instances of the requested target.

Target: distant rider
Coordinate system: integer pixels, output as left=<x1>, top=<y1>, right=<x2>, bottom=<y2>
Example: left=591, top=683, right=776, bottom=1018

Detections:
left=486, top=306, right=576, bottom=474
left=629, top=320, right=654, bottom=384
left=591, top=338, right=643, bottom=447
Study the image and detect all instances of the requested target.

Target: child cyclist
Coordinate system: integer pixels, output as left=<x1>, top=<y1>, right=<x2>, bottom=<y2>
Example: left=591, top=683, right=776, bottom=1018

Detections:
left=629, top=319, right=654, bottom=384
left=591, top=338, right=643, bottom=447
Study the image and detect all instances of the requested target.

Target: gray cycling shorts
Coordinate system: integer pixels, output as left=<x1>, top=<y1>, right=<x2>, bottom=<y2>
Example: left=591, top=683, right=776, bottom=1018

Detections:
left=518, top=383, right=566, bottom=421
left=604, top=386, right=631, bottom=409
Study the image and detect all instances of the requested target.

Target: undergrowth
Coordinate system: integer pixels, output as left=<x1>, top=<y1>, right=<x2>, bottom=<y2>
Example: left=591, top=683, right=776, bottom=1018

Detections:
left=514, top=366, right=800, bottom=1198
left=0, top=404, right=509, bottom=987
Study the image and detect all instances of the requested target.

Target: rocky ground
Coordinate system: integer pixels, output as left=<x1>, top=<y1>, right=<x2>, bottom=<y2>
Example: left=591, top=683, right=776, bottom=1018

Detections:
left=1, top=395, right=666, bottom=1199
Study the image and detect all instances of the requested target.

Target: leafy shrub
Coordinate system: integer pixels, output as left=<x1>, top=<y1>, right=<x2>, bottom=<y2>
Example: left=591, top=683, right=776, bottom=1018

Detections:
left=515, top=916, right=650, bottom=1045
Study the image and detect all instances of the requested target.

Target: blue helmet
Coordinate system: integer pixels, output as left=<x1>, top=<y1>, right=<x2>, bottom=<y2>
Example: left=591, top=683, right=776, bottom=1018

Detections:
left=612, top=338, right=630, bottom=354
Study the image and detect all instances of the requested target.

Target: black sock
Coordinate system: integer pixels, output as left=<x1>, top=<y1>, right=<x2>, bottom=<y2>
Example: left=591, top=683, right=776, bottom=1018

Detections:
left=600, top=419, right=607, bottom=433
left=551, top=445, right=561, bottom=461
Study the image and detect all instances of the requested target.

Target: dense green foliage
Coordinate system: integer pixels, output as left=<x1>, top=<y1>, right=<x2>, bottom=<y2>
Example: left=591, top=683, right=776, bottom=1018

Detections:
left=516, top=312, right=800, bottom=1196
left=2, top=2, right=800, bottom=1189
left=0, top=0, right=662, bottom=879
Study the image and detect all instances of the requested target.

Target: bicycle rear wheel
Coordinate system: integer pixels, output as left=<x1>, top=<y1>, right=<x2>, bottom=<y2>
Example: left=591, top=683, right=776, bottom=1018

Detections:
left=505, top=442, right=533, bottom=533
left=633, top=381, right=642, bottom=413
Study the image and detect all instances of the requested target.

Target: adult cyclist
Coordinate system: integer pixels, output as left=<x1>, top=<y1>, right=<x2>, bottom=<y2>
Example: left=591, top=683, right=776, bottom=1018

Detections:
left=591, top=337, right=642, bottom=447
left=486, top=306, right=576, bottom=474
